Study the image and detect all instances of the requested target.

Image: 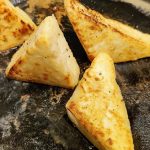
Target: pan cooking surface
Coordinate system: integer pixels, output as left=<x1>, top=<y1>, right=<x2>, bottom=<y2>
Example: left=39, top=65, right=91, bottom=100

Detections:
left=0, top=0, right=150, bottom=149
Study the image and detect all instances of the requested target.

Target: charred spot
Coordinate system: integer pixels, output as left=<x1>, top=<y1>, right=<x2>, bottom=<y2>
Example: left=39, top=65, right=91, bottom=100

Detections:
left=43, top=73, right=48, bottom=80
left=4, top=9, right=17, bottom=22
left=92, top=134, right=97, bottom=140
left=75, top=29, right=82, bottom=36
left=65, top=75, right=71, bottom=84
left=72, top=21, right=77, bottom=27
left=27, top=24, right=34, bottom=31
left=89, top=25, right=99, bottom=30
left=70, top=0, right=76, bottom=9
left=112, top=28, right=126, bottom=37
left=107, top=138, right=113, bottom=145
left=9, top=65, right=19, bottom=75
left=14, top=69, right=22, bottom=74
left=35, top=63, right=40, bottom=66
left=96, top=131, right=104, bottom=138
left=12, top=31, right=17, bottom=38
left=86, top=71, right=92, bottom=78
left=83, top=77, right=87, bottom=81
left=79, top=118, right=86, bottom=127
left=0, top=7, right=7, bottom=14
left=20, top=20, right=25, bottom=25
left=18, top=60, right=23, bottom=65
left=18, top=26, right=29, bottom=35
left=95, top=77, right=100, bottom=81
left=80, top=84, right=84, bottom=89
left=13, top=23, right=34, bottom=38
left=88, top=54, right=95, bottom=61
left=69, top=102, right=76, bottom=110
left=9, top=69, right=15, bottom=76
left=2, top=35, right=7, bottom=42
left=80, top=84, right=86, bottom=92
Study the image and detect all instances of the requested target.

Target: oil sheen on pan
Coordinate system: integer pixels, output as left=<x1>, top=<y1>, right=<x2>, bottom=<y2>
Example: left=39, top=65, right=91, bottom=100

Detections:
left=0, top=0, right=150, bottom=150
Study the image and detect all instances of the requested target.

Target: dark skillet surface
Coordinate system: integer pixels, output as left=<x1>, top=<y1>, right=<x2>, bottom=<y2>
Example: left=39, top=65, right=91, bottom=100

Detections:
left=0, top=0, right=150, bottom=150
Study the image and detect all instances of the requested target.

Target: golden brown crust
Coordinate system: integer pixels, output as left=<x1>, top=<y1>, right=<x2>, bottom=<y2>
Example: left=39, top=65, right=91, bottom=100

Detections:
left=66, top=52, right=134, bottom=150
left=12, top=20, right=34, bottom=38
left=6, top=15, right=80, bottom=89
left=0, top=0, right=37, bottom=51
left=64, top=0, right=150, bottom=63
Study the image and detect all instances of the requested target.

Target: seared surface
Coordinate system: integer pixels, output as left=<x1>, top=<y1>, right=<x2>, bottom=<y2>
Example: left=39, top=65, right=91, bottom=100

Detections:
left=0, top=0, right=150, bottom=150
left=66, top=53, right=134, bottom=150
left=65, top=0, right=150, bottom=62
left=0, top=0, right=36, bottom=51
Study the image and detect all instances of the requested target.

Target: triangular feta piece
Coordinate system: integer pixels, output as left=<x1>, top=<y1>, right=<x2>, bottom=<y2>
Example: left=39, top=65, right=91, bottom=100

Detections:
left=0, top=0, right=37, bottom=51
left=66, top=53, right=134, bottom=150
left=64, top=0, right=150, bottom=63
left=6, top=15, right=80, bottom=89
